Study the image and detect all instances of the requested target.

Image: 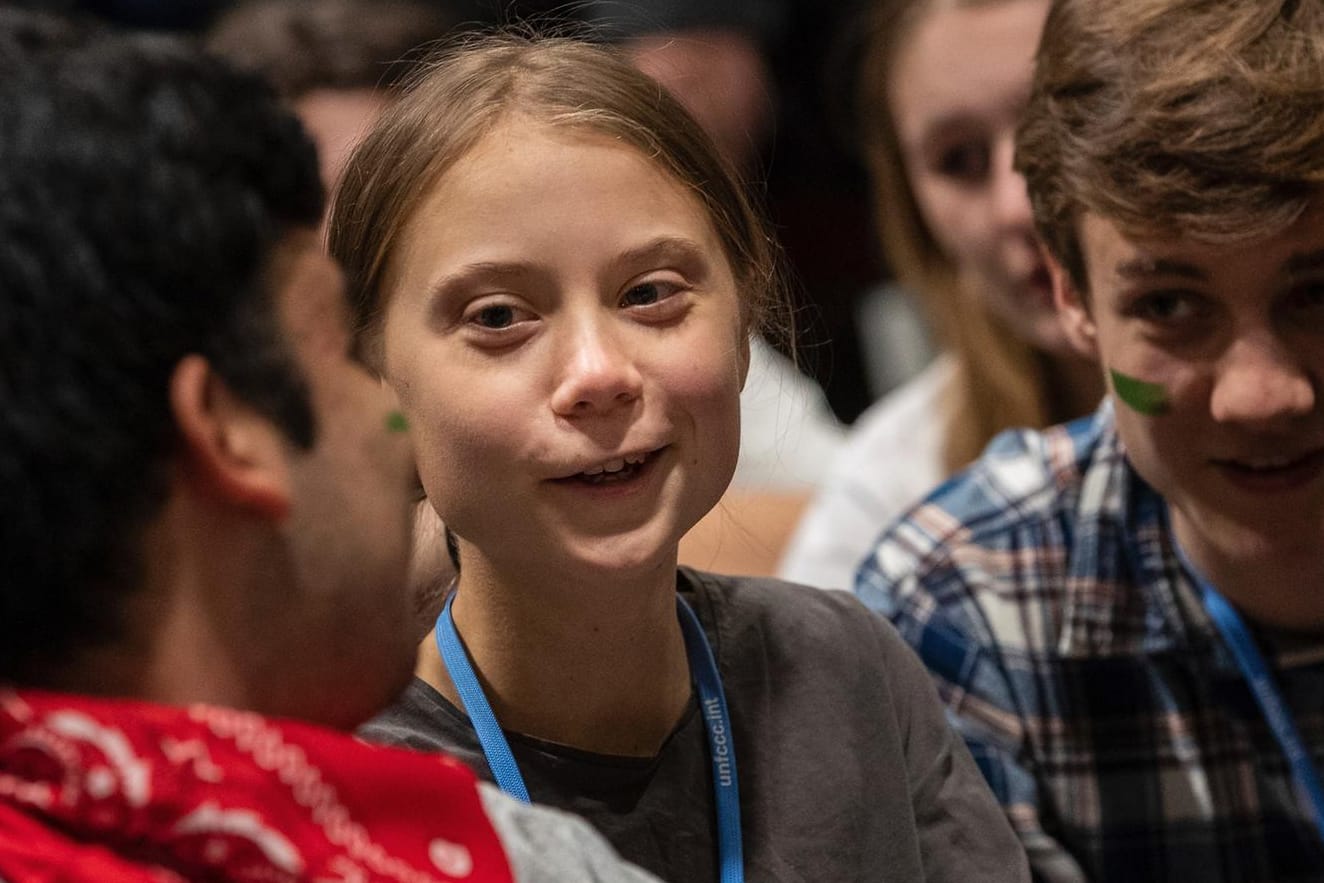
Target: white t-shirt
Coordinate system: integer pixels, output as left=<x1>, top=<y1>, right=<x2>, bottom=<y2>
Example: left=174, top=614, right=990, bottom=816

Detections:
left=777, top=356, right=953, bottom=591
left=732, top=337, right=845, bottom=491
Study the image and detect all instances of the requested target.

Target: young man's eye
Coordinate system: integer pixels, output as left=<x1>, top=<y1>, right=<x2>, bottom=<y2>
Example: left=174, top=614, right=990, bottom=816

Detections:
left=1286, top=282, right=1324, bottom=313
left=1128, top=290, right=1201, bottom=323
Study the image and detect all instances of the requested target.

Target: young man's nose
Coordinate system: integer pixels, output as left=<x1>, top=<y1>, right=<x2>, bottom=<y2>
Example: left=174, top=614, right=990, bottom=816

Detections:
left=549, top=318, right=644, bottom=416
left=1210, top=334, right=1316, bottom=427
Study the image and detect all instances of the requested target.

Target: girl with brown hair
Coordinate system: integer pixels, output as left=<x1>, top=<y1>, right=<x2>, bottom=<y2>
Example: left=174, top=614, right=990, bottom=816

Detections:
left=329, top=32, right=1026, bottom=883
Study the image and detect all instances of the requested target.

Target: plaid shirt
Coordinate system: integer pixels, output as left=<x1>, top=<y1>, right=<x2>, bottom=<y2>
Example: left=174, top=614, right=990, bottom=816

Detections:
left=857, top=403, right=1324, bottom=883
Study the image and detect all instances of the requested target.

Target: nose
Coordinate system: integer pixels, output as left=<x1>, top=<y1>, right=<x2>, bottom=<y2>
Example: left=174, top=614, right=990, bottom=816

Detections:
left=549, top=315, right=643, bottom=417
left=992, top=135, right=1035, bottom=233
left=1209, top=333, right=1316, bottom=428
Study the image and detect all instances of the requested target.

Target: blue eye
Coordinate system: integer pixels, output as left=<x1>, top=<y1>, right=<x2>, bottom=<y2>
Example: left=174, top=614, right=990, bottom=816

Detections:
left=473, top=304, right=515, bottom=328
left=622, top=282, right=664, bottom=307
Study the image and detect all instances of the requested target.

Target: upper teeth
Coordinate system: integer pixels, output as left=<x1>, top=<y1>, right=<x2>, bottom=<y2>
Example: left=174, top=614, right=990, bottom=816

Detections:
left=580, top=453, right=647, bottom=476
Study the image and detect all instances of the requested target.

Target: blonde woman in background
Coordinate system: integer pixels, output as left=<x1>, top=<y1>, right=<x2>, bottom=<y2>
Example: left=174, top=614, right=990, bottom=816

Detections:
left=779, top=0, right=1101, bottom=590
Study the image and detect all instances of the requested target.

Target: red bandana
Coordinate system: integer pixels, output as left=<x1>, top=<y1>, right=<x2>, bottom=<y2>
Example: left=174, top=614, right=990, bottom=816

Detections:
left=0, top=690, right=514, bottom=882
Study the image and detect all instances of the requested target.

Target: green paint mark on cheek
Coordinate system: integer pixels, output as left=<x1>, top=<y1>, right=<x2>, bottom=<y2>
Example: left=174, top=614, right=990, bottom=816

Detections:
left=1110, top=369, right=1169, bottom=416
left=385, top=411, right=410, bottom=433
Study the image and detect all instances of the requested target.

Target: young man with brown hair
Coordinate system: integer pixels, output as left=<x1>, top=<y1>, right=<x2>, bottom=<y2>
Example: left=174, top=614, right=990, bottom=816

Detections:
left=858, top=1, right=1324, bottom=880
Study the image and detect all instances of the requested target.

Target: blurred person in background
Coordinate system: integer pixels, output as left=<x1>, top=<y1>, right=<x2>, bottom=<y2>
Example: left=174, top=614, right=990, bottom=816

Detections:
left=779, top=0, right=1102, bottom=590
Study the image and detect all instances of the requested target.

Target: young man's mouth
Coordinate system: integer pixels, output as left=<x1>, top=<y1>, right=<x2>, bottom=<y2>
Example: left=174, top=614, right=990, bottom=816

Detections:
left=1213, top=447, right=1324, bottom=492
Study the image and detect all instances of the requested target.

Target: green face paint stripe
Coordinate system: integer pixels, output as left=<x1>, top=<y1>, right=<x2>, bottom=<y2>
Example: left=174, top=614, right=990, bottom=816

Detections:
left=1110, top=369, right=1169, bottom=416
left=385, top=411, right=410, bottom=433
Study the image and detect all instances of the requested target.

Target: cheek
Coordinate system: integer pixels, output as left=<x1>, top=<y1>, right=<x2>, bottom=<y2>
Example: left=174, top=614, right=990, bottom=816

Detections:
left=911, top=177, right=997, bottom=268
left=663, top=328, right=745, bottom=457
left=386, top=348, right=526, bottom=512
left=1099, top=336, right=1207, bottom=482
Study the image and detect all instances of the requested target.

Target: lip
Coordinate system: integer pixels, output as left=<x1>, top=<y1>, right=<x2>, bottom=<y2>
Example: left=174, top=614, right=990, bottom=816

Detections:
left=1211, top=447, right=1324, bottom=494
left=546, top=446, right=669, bottom=496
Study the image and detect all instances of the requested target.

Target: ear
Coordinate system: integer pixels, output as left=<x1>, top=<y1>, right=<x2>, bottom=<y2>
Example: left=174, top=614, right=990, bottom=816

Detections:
left=169, top=355, right=293, bottom=520
left=1046, top=251, right=1099, bottom=360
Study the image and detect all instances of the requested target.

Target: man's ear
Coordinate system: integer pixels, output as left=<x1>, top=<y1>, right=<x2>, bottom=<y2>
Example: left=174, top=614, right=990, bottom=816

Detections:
left=1046, top=251, right=1099, bottom=360
left=169, top=355, right=293, bottom=520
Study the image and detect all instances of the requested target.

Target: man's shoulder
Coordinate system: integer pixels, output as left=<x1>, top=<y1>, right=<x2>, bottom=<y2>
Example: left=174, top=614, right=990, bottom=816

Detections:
left=874, top=412, right=1110, bottom=562
left=855, top=407, right=1142, bottom=638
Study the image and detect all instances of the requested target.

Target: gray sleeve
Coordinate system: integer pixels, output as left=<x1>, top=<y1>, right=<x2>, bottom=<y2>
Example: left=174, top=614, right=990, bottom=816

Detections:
left=873, top=617, right=1032, bottom=883
left=478, top=784, right=662, bottom=883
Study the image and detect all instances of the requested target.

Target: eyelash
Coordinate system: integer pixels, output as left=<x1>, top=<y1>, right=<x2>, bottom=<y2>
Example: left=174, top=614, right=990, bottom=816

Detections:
left=460, top=299, right=534, bottom=336
left=620, top=279, right=687, bottom=311
left=1123, top=290, right=1203, bottom=324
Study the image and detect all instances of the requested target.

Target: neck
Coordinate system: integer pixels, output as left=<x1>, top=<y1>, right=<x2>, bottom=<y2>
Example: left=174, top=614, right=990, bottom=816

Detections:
left=418, top=553, right=692, bottom=756
left=1172, top=509, right=1324, bottom=634
left=58, top=492, right=380, bottom=731
left=52, top=509, right=262, bottom=713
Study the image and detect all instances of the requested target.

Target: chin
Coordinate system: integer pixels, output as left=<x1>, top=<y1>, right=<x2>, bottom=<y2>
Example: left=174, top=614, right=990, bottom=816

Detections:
left=563, top=530, right=679, bottom=578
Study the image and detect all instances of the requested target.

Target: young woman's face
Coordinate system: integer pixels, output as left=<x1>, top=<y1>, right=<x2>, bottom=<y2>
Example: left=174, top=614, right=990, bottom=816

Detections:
left=379, top=118, right=748, bottom=577
left=889, top=0, right=1068, bottom=354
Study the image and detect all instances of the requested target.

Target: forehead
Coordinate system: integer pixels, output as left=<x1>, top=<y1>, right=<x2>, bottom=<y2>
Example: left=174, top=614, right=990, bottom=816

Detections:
left=387, top=118, right=732, bottom=283
left=888, top=0, right=1047, bottom=135
left=1078, top=202, right=1324, bottom=292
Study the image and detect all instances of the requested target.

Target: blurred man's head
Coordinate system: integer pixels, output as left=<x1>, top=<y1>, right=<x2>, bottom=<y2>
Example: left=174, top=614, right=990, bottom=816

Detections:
left=0, top=20, right=417, bottom=726
left=207, top=0, right=454, bottom=188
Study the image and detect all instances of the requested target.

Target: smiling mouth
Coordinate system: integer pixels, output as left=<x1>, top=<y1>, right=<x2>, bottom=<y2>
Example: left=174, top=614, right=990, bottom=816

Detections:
left=554, top=448, right=663, bottom=486
left=1213, top=447, right=1324, bottom=489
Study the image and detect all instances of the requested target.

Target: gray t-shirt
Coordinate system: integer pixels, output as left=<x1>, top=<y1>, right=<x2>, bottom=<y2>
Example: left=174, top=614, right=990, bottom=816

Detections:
left=478, top=784, right=661, bottom=883
left=363, top=569, right=1027, bottom=883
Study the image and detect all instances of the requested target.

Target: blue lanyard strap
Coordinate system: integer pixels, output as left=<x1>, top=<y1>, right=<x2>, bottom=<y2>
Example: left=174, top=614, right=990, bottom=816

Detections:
left=435, top=592, right=530, bottom=802
left=1176, top=548, right=1324, bottom=843
left=435, top=592, right=744, bottom=883
left=677, top=596, right=745, bottom=883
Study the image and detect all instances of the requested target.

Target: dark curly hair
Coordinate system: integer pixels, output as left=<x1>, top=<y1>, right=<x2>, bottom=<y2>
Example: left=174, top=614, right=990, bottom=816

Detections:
left=0, top=18, right=324, bottom=683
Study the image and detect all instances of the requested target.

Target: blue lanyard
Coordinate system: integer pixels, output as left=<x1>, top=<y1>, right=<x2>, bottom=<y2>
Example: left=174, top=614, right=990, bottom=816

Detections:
left=435, top=592, right=745, bottom=883
left=1176, top=546, right=1324, bottom=843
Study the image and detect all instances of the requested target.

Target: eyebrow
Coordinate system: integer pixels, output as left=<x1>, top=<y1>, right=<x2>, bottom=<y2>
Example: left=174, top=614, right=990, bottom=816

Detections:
left=424, top=261, right=536, bottom=306
left=1114, top=257, right=1209, bottom=282
left=423, top=236, right=714, bottom=307
left=607, top=236, right=711, bottom=278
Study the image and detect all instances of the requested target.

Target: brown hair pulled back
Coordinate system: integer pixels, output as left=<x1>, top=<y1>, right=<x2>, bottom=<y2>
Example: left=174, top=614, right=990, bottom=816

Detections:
left=328, top=31, right=788, bottom=362
left=858, top=0, right=1055, bottom=473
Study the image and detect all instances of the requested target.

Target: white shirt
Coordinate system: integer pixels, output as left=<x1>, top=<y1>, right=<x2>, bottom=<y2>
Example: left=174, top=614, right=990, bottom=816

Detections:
left=777, top=356, right=953, bottom=591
